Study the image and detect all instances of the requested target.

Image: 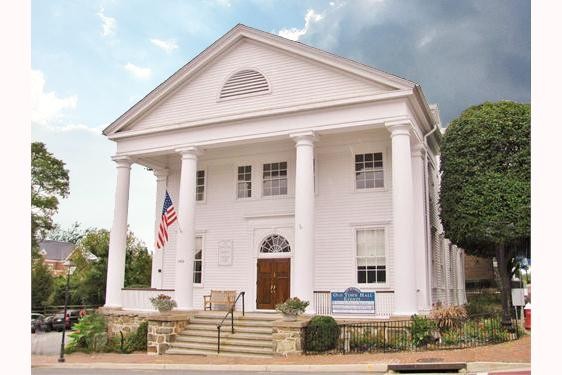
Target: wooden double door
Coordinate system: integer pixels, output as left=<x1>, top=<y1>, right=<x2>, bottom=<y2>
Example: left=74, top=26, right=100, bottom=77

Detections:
left=256, top=258, right=290, bottom=309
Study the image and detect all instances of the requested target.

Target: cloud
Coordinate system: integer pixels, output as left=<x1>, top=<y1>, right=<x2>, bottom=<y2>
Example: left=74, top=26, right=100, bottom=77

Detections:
left=123, top=63, right=152, bottom=79
left=97, top=7, right=116, bottom=37
left=294, top=0, right=530, bottom=126
left=278, top=9, right=324, bottom=41
left=150, top=38, right=179, bottom=53
left=31, top=69, right=77, bottom=126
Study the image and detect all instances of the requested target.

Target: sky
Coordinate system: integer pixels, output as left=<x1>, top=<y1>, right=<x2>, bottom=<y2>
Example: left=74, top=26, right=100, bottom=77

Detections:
left=31, top=0, right=531, bottom=250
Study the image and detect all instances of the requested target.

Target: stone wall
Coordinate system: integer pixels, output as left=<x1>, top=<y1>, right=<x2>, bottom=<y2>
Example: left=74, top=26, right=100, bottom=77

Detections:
left=272, top=318, right=310, bottom=356
left=99, top=308, right=155, bottom=338
left=147, top=313, right=191, bottom=355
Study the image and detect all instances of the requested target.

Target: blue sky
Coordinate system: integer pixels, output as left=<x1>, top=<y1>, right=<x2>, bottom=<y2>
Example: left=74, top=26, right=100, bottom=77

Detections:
left=31, top=0, right=531, bottom=249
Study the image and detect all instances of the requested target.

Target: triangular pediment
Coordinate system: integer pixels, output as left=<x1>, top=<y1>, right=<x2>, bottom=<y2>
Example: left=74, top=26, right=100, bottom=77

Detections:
left=105, top=25, right=415, bottom=137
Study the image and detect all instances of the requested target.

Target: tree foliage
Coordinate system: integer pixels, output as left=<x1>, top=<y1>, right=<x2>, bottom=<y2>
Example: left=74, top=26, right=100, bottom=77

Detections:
left=31, top=259, right=54, bottom=309
left=48, top=222, right=91, bottom=244
left=48, top=228, right=152, bottom=306
left=439, top=101, right=530, bottom=323
left=31, top=142, right=69, bottom=253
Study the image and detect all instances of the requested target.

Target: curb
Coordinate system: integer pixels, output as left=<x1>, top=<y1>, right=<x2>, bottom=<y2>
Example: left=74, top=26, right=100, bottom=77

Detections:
left=32, top=362, right=386, bottom=372
left=31, top=361, right=530, bottom=373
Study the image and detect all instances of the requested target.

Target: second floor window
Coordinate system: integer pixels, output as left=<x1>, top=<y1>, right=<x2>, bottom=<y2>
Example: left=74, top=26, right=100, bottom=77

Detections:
left=263, top=162, right=287, bottom=196
left=355, top=153, right=384, bottom=189
left=196, top=170, right=205, bottom=201
left=237, top=165, right=252, bottom=198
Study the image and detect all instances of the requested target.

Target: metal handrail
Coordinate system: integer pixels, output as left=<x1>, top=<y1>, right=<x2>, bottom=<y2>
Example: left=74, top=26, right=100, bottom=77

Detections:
left=216, top=291, right=245, bottom=353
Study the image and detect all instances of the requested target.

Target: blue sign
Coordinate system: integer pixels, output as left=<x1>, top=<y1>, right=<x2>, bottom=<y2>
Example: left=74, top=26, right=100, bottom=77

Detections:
left=331, top=287, right=376, bottom=314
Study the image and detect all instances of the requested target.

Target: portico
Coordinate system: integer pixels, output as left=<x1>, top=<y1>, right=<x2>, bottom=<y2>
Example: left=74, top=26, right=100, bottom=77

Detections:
left=101, top=24, right=463, bottom=318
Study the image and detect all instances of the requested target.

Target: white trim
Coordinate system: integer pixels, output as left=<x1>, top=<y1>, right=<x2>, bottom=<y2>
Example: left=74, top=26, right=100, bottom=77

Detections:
left=351, top=224, right=390, bottom=289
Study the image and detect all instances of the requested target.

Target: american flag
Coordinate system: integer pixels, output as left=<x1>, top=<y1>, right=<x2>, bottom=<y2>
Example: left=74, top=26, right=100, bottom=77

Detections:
left=156, top=191, right=177, bottom=249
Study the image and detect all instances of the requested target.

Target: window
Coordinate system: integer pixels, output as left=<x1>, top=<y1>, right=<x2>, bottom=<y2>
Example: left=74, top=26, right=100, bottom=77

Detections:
left=193, top=236, right=203, bottom=284
left=356, top=229, right=386, bottom=284
left=196, top=170, right=205, bottom=201
left=355, top=153, right=384, bottom=189
left=260, top=234, right=291, bottom=253
left=263, top=162, right=287, bottom=196
left=237, top=165, right=252, bottom=198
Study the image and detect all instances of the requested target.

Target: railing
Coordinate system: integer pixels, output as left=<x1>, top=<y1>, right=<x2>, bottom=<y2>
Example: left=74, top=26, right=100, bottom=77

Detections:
left=32, top=305, right=100, bottom=315
left=313, top=290, right=395, bottom=317
left=302, top=314, right=521, bottom=354
left=216, top=291, right=245, bottom=353
left=121, top=288, right=175, bottom=311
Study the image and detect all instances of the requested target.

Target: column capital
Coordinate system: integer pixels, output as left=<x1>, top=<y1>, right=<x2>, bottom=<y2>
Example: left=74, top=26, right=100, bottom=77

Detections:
left=290, top=131, right=316, bottom=146
left=153, top=168, right=169, bottom=180
left=175, top=146, right=201, bottom=159
left=111, top=155, right=133, bottom=168
left=385, top=120, right=413, bottom=137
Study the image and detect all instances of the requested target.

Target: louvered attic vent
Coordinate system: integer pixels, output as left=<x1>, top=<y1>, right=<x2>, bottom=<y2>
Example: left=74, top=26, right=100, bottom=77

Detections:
left=219, top=69, right=269, bottom=99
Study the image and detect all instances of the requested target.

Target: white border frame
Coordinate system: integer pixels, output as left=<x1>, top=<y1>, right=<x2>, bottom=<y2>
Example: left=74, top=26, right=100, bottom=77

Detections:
left=352, top=224, right=390, bottom=289
left=193, top=232, right=205, bottom=288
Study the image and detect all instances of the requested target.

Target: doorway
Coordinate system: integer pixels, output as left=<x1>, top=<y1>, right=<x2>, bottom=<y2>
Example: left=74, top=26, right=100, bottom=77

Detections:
left=256, top=258, right=290, bottom=309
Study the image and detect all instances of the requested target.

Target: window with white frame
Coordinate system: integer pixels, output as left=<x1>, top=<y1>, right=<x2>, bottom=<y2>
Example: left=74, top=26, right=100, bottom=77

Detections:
left=263, top=162, right=287, bottom=196
left=355, top=153, right=384, bottom=189
left=356, top=229, right=386, bottom=284
left=196, top=170, right=205, bottom=201
left=237, top=165, right=252, bottom=198
left=193, top=236, right=203, bottom=284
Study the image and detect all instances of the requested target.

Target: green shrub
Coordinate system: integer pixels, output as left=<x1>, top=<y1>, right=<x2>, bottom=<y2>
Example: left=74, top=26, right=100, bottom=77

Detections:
left=482, top=318, right=510, bottom=343
left=349, top=327, right=385, bottom=351
left=441, top=329, right=463, bottom=346
left=305, top=316, right=340, bottom=352
left=123, top=321, right=148, bottom=353
left=410, top=315, right=437, bottom=347
left=466, top=292, right=503, bottom=317
left=65, top=312, right=108, bottom=353
left=386, top=328, right=411, bottom=350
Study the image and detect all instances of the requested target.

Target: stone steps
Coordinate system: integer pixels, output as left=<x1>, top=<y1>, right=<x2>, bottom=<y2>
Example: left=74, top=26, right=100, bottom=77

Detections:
left=168, top=312, right=281, bottom=357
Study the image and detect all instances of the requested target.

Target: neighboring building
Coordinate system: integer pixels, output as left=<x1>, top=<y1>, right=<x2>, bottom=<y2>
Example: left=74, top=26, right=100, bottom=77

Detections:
left=102, top=24, right=466, bottom=317
left=38, top=240, right=75, bottom=276
left=38, top=240, right=99, bottom=276
left=464, top=255, right=496, bottom=291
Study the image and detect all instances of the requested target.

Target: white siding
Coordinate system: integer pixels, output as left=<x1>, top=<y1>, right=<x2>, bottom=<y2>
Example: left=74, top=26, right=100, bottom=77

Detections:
left=128, top=40, right=391, bottom=131
left=157, top=130, right=396, bottom=310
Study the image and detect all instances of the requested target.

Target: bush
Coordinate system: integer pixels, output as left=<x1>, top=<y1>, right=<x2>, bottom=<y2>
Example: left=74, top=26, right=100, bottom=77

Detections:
left=275, top=297, right=309, bottom=315
left=466, top=292, right=503, bottom=317
left=482, top=318, right=510, bottom=343
left=150, top=294, right=177, bottom=312
left=429, top=304, right=467, bottom=330
left=386, top=328, right=411, bottom=350
left=305, top=316, right=340, bottom=352
left=410, top=315, right=437, bottom=347
left=349, top=327, right=385, bottom=351
left=123, top=321, right=148, bottom=353
left=65, top=312, right=108, bottom=353
left=441, top=329, right=463, bottom=346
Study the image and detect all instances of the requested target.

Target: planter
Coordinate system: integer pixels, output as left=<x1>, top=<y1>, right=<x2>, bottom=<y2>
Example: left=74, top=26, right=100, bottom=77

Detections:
left=282, top=312, right=298, bottom=321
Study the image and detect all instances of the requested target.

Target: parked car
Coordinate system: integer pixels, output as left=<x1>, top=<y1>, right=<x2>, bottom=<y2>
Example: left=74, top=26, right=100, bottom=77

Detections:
left=52, top=310, right=81, bottom=331
left=31, top=313, right=45, bottom=333
left=43, top=315, right=54, bottom=332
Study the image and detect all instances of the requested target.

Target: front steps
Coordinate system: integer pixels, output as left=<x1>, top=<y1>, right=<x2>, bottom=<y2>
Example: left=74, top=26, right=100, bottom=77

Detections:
left=167, top=311, right=281, bottom=357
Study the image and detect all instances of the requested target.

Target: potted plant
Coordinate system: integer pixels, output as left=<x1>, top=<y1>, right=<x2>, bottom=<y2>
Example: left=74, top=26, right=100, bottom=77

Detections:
left=149, top=294, right=177, bottom=312
left=275, top=297, right=309, bottom=321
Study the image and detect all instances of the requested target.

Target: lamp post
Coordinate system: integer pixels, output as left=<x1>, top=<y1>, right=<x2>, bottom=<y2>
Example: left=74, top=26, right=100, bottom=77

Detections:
left=58, top=261, right=76, bottom=363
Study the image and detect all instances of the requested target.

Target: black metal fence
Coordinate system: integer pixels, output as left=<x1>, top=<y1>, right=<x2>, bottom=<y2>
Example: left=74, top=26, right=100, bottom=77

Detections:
left=302, top=314, right=521, bottom=354
left=32, top=305, right=100, bottom=316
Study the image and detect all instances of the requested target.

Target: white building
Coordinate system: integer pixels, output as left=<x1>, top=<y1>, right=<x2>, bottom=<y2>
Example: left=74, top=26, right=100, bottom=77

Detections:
left=102, top=24, right=466, bottom=318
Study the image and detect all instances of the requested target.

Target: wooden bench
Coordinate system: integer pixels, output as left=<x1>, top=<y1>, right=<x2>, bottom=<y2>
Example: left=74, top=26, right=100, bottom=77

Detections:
left=203, top=290, right=237, bottom=311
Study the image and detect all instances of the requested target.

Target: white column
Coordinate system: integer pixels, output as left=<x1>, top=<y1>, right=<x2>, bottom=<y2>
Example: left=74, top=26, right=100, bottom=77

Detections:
left=151, top=169, right=168, bottom=289
left=412, top=144, right=431, bottom=312
left=174, top=147, right=199, bottom=310
left=441, top=237, right=451, bottom=305
left=386, top=122, right=417, bottom=316
left=105, top=156, right=132, bottom=308
left=291, top=132, right=316, bottom=313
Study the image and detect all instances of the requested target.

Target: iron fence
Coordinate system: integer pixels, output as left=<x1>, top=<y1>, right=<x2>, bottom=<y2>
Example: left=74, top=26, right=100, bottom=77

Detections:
left=302, top=314, right=521, bottom=354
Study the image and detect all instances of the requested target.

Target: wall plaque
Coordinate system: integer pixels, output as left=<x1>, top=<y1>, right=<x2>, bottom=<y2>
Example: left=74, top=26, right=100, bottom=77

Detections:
left=331, top=287, right=376, bottom=314
left=217, top=240, right=233, bottom=266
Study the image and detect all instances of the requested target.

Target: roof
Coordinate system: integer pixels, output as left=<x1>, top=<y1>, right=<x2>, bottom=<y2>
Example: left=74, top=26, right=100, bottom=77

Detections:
left=103, top=23, right=436, bottom=137
left=38, top=240, right=75, bottom=261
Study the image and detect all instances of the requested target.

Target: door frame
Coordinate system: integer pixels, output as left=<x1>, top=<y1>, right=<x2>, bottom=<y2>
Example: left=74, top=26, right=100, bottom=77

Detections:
left=250, top=223, right=294, bottom=311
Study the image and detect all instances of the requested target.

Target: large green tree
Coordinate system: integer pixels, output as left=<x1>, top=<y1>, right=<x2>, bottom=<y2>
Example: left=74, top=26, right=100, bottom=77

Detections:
left=439, top=101, right=530, bottom=324
left=31, top=142, right=70, bottom=253
left=31, top=259, right=54, bottom=309
left=49, top=228, right=152, bottom=306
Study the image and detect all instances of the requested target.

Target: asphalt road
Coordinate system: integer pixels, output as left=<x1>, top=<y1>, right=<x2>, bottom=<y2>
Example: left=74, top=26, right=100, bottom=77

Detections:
left=32, top=370, right=367, bottom=375
left=31, top=331, right=64, bottom=355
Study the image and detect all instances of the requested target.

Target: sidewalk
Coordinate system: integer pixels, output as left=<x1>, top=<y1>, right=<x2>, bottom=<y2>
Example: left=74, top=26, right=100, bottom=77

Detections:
left=32, top=335, right=530, bottom=373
